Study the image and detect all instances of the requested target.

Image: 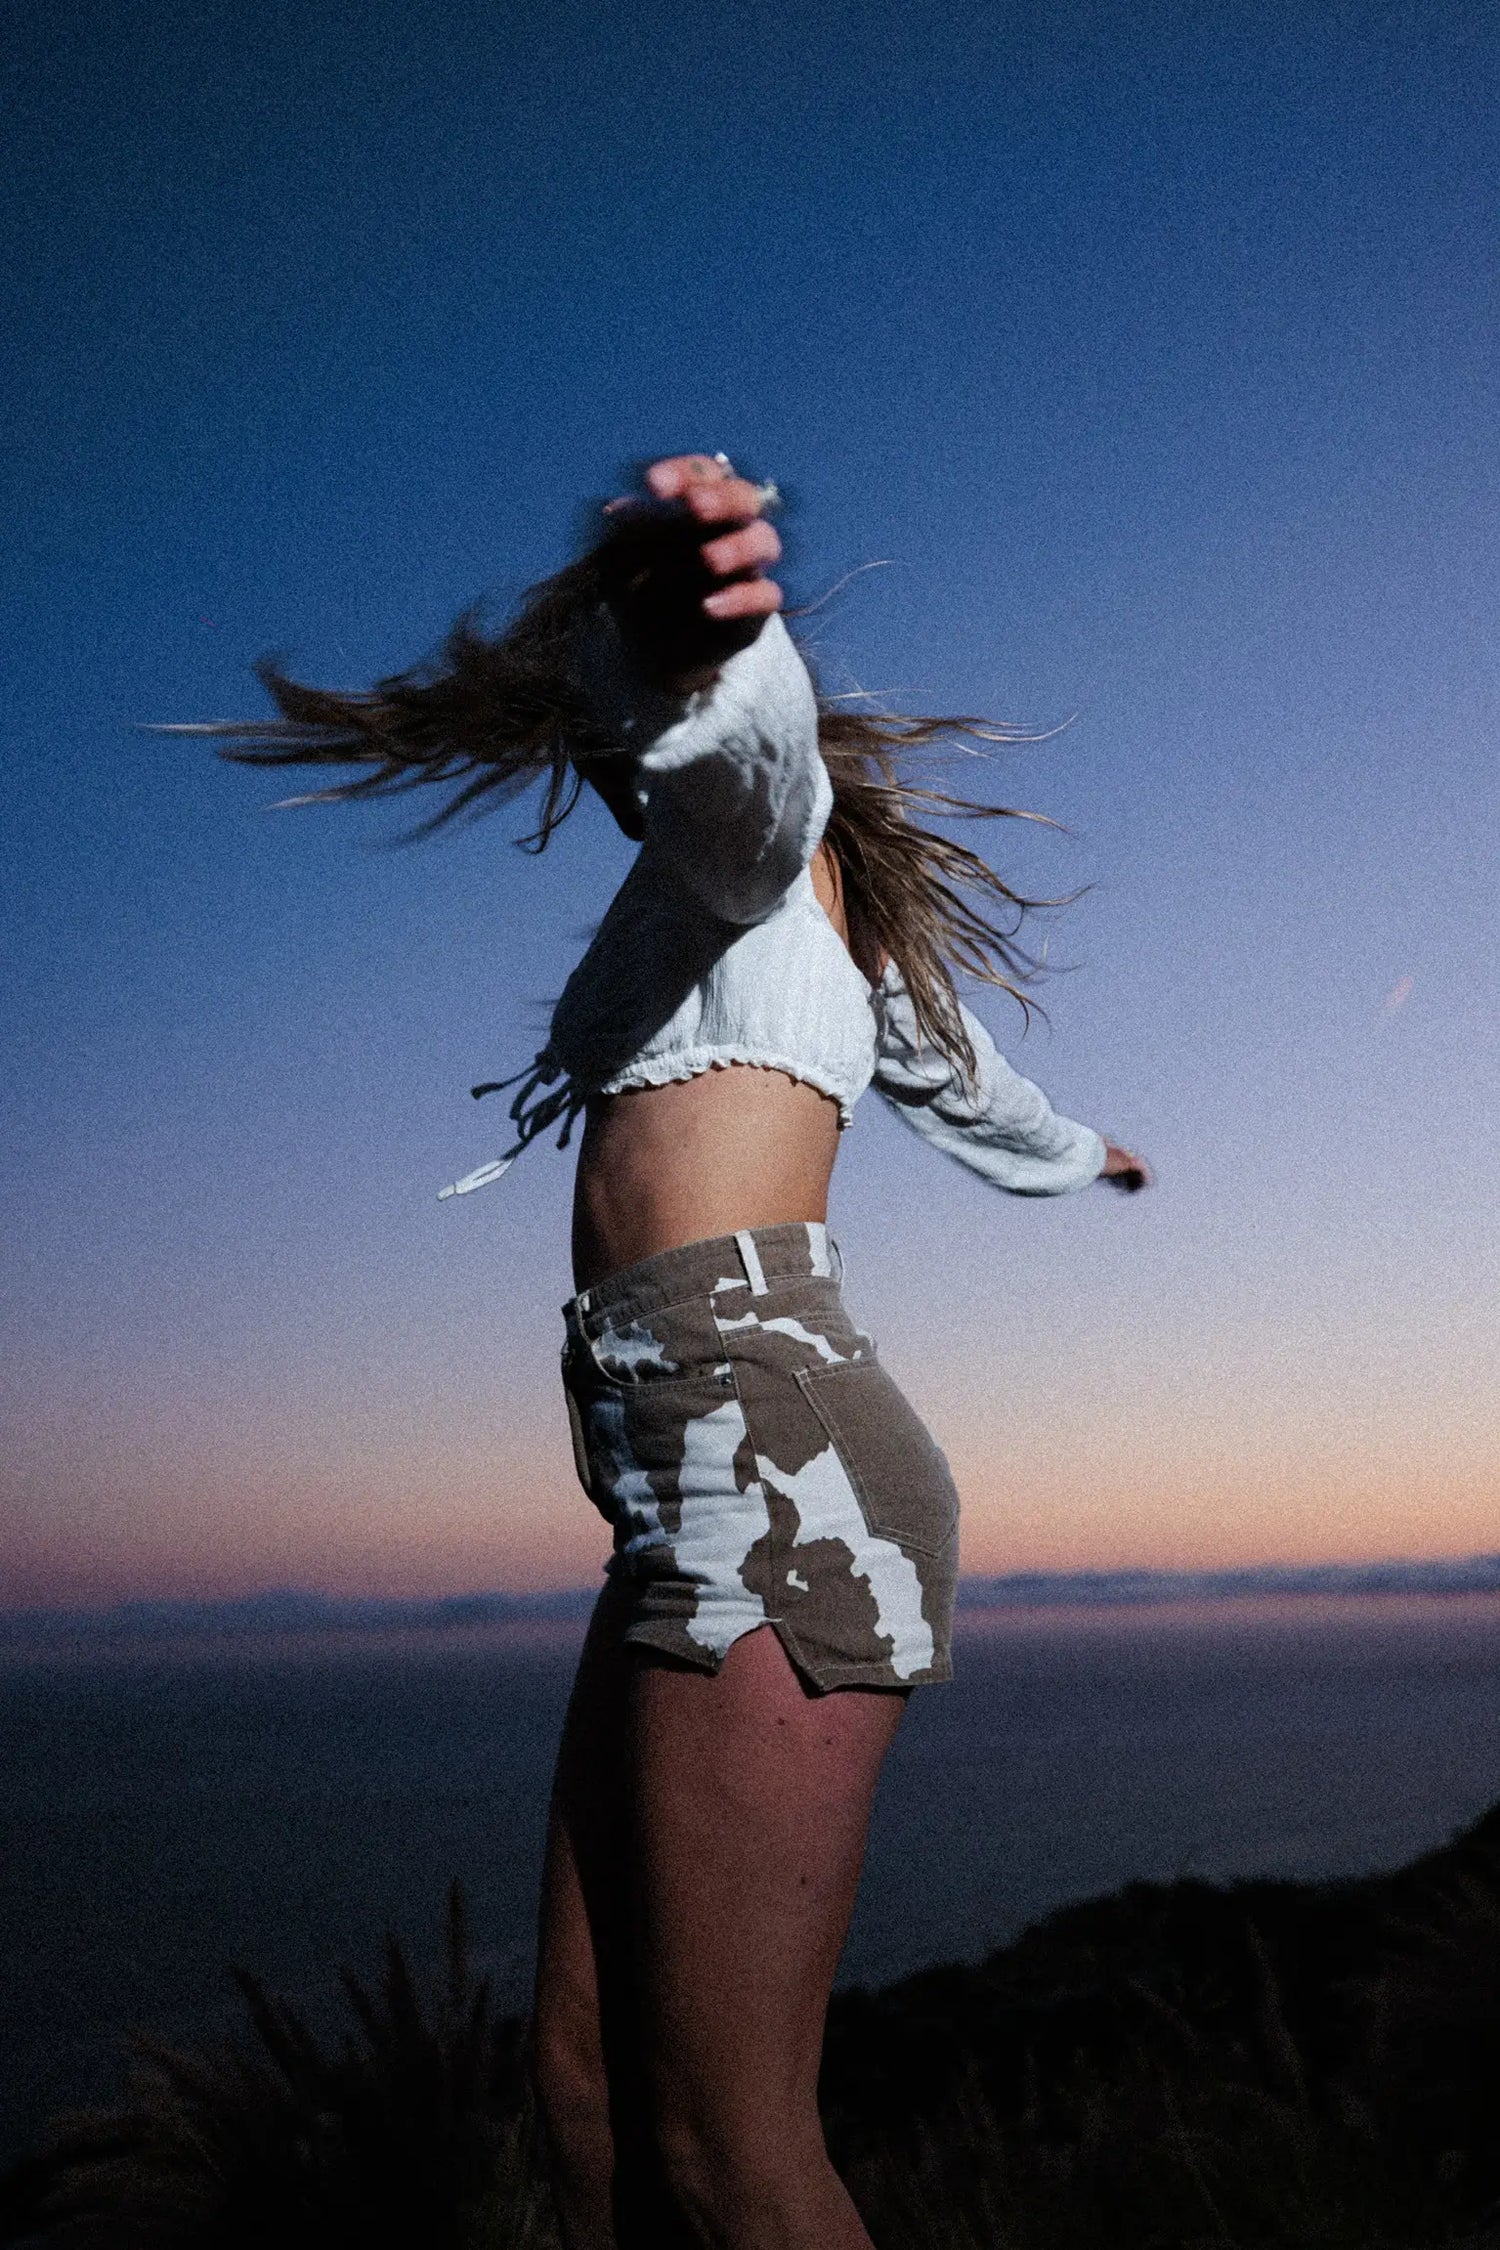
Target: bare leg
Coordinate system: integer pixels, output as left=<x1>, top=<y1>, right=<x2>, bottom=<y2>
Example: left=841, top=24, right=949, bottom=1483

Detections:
left=532, top=1594, right=633, bottom=2249
left=534, top=1606, right=905, bottom=2250
left=629, top=1626, right=905, bottom=2250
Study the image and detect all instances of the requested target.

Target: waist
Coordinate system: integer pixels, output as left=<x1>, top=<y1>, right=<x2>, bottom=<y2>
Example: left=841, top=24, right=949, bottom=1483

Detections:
left=569, top=1065, right=841, bottom=1293
left=564, top=1219, right=843, bottom=1327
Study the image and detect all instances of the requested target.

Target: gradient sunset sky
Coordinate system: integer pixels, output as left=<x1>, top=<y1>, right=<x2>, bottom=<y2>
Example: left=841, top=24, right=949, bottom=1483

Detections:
left=4, top=0, right=1496, bottom=1608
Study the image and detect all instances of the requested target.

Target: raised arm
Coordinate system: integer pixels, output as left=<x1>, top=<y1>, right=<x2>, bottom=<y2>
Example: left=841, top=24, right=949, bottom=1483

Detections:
left=599, top=452, right=788, bottom=690
left=573, top=454, right=830, bottom=924
left=872, top=966, right=1147, bottom=1195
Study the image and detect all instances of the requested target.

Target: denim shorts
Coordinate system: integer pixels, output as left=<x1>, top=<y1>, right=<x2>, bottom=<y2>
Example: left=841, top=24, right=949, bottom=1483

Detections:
left=560, top=1222, right=958, bottom=1692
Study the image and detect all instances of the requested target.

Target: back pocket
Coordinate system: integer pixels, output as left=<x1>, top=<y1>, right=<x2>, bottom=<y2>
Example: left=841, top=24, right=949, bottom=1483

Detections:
left=796, top=1360, right=959, bottom=1557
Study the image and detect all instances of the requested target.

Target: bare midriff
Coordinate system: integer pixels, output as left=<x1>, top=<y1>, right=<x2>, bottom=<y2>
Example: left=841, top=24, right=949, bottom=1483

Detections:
left=570, top=845, right=857, bottom=1292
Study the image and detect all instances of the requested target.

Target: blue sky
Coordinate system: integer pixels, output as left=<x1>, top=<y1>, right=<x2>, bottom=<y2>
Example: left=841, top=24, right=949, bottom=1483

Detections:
left=3, top=0, right=1496, bottom=1604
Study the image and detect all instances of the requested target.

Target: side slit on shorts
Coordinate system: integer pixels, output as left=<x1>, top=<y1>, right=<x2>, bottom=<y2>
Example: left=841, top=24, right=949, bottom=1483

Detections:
left=560, top=1221, right=958, bottom=1692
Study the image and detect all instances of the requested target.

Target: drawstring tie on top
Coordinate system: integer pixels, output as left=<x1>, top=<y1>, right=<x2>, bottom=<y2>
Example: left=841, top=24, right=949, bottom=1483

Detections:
left=437, top=1054, right=587, bottom=1199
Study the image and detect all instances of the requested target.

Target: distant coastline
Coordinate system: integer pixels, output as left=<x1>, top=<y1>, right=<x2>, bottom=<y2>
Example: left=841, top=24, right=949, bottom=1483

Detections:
left=4, top=1553, right=1499, bottom=1651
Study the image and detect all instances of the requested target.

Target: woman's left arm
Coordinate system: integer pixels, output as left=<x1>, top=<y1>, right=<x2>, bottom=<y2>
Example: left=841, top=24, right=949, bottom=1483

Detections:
left=872, top=966, right=1151, bottom=1195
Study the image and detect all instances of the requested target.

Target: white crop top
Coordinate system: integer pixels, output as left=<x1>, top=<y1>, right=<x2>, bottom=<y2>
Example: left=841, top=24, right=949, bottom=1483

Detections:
left=441, top=610, right=1106, bottom=1201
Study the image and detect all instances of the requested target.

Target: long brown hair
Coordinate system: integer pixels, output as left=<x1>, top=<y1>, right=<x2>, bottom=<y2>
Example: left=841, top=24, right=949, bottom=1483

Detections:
left=178, top=553, right=1061, bottom=1080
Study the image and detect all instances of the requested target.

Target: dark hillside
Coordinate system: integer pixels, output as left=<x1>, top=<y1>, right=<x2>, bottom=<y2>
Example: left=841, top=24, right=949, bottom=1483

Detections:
left=3, top=1804, right=1498, bottom=2248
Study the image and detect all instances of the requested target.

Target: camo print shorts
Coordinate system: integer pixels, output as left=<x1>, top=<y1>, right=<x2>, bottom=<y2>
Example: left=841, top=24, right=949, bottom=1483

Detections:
left=560, top=1222, right=958, bottom=1692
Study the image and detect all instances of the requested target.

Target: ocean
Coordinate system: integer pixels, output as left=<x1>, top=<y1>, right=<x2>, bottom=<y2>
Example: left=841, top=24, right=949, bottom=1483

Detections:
left=3, top=1591, right=1499, bottom=2162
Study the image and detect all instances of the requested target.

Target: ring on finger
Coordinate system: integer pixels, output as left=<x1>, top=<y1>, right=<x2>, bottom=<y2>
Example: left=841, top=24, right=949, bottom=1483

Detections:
left=707, top=452, right=780, bottom=511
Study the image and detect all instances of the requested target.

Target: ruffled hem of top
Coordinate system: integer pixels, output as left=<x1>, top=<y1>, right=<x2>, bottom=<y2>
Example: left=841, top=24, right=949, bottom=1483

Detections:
left=438, top=1044, right=858, bottom=1199
left=594, top=1046, right=857, bottom=1130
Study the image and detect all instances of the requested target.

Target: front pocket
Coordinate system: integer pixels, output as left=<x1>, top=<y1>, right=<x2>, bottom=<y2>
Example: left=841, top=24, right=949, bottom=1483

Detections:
left=796, top=1360, right=960, bottom=1557
left=562, top=1363, right=597, bottom=1507
left=581, top=1292, right=722, bottom=1390
left=560, top=1344, right=614, bottom=1520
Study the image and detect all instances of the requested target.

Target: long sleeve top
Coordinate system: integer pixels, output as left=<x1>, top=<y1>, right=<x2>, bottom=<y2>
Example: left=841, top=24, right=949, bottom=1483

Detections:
left=441, top=609, right=1106, bottom=1198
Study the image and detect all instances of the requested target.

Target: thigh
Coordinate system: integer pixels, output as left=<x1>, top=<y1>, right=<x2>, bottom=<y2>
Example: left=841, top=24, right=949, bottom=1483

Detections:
left=535, top=1588, right=635, bottom=2086
left=626, top=1624, right=906, bottom=2118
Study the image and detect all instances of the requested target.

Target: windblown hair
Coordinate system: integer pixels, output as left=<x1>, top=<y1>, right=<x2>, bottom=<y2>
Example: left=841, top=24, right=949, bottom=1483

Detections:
left=185, top=554, right=1061, bottom=1079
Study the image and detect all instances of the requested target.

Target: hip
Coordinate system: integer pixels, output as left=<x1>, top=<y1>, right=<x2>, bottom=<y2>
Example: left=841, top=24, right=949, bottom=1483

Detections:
left=559, top=1221, right=959, bottom=1690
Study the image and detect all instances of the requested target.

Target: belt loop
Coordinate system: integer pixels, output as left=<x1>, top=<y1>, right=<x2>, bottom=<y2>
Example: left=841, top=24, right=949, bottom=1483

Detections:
left=805, top=1221, right=835, bottom=1280
left=734, top=1229, right=769, bottom=1297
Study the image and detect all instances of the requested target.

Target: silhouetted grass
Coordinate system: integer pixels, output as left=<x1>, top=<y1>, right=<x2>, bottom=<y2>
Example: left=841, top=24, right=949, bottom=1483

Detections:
left=0, top=1888, right=551, bottom=2250
left=3, top=1806, right=1499, bottom=2247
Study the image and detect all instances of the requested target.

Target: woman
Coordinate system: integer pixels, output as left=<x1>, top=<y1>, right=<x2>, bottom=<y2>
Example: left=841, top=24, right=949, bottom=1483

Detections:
left=204, top=451, right=1148, bottom=2249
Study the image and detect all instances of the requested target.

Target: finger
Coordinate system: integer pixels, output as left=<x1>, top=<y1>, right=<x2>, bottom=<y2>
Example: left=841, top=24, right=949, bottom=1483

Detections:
left=681, top=474, right=771, bottom=523
left=703, top=578, right=783, bottom=621
left=644, top=454, right=734, bottom=498
left=700, top=520, right=782, bottom=577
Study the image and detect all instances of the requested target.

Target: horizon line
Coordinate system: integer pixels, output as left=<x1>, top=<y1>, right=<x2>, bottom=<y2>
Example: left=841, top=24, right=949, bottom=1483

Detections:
left=4, top=1552, right=1499, bottom=1645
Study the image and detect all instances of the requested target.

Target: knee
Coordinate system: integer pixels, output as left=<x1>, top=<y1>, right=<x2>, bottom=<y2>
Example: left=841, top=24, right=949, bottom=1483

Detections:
left=531, top=2004, right=611, bottom=2166
left=653, top=2112, right=735, bottom=2240
left=652, top=2098, right=819, bottom=2240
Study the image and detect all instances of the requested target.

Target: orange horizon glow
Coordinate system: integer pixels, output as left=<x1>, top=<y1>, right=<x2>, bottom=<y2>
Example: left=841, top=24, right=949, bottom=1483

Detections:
left=6, top=1448, right=1496, bottom=1613
left=8, top=1256, right=1496, bottom=1613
